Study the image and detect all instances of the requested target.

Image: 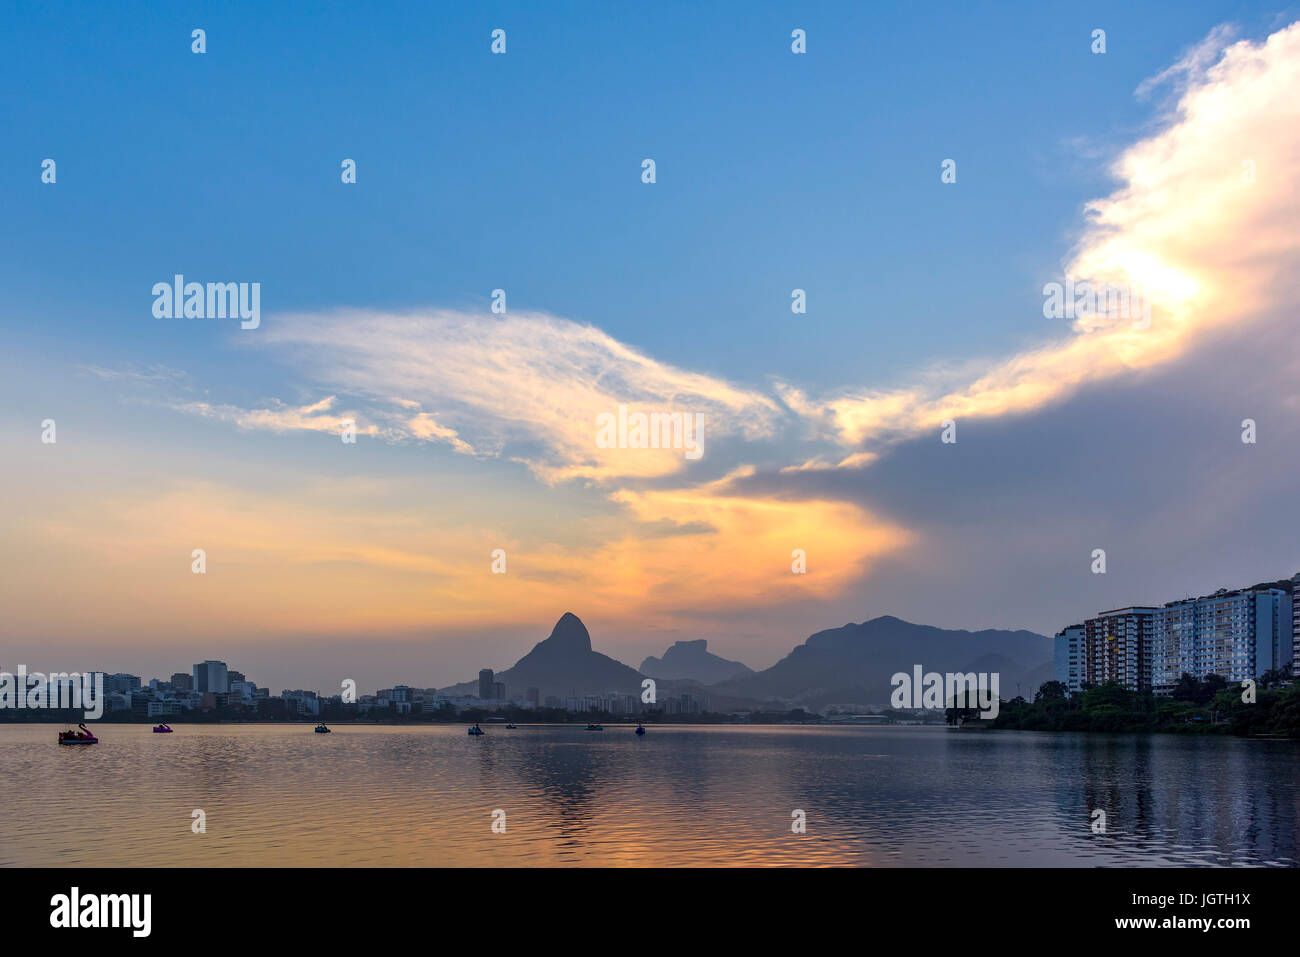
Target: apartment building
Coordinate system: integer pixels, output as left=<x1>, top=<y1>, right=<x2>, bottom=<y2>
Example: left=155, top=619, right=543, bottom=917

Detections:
left=1068, top=583, right=1293, bottom=696
left=1083, top=608, right=1156, bottom=692
left=1149, top=587, right=1291, bottom=693
left=1053, top=624, right=1085, bottom=695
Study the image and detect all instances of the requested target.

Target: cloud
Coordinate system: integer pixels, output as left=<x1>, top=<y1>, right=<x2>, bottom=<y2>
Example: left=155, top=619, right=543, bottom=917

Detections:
left=174, top=393, right=481, bottom=455
left=120, top=20, right=1300, bottom=643
left=172, top=17, right=1300, bottom=480
left=78, top=363, right=188, bottom=384
left=786, top=21, right=1300, bottom=455
left=2, top=466, right=906, bottom=639
left=604, top=467, right=910, bottom=608
left=177, top=395, right=372, bottom=436
left=222, top=309, right=785, bottom=483
left=1135, top=24, right=1238, bottom=99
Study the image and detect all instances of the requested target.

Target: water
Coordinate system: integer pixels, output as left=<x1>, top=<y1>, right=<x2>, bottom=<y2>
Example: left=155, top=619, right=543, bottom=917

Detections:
left=2, top=724, right=1297, bottom=867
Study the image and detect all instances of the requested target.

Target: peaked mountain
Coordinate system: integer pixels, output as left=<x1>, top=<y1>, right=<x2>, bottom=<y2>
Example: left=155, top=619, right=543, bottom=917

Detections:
left=707, top=616, right=1052, bottom=710
left=441, top=612, right=644, bottom=701
left=640, top=640, right=753, bottom=684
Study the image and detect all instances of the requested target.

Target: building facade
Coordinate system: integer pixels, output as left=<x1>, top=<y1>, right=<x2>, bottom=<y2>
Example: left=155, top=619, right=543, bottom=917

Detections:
left=1083, top=608, right=1156, bottom=692
left=192, top=660, right=229, bottom=695
left=1053, top=624, right=1085, bottom=695
left=1293, top=573, right=1300, bottom=676
left=1073, top=582, right=1295, bottom=696
left=1150, top=587, right=1292, bottom=693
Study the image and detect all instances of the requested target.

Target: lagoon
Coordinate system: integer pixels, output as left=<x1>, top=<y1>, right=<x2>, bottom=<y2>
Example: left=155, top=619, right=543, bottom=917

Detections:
left=2, top=724, right=1296, bottom=867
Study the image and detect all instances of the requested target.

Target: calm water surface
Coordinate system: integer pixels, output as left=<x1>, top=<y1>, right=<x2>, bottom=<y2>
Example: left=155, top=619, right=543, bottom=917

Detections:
left=2, top=724, right=1297, bottom=866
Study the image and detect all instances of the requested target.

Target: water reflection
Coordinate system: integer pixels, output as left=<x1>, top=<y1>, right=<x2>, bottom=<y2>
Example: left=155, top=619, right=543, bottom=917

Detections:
left=0, top=724, right=1294, bottom=866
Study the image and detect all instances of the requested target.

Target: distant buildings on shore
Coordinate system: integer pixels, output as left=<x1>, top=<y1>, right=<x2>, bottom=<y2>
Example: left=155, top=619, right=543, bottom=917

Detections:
left=53, top=573, right=1300, bottom=721
left=1056, top=573, right=1298, bottom=695
left=80, top=661, right=709, bottom=720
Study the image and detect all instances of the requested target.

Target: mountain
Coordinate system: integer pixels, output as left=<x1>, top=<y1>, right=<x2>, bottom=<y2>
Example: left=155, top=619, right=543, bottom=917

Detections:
left=640, top=640, right=753, bottom=683
left=1016, top=659, right=1057, bottom=698
left=441, top=612, right=645, bottom=700
left=440, top=612, right=1054, bottom=712
left=707, top=616, right=1052, bottom=710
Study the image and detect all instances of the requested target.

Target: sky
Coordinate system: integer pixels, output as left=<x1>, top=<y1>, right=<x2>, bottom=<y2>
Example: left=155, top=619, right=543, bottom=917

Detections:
left=3, top=1, right=1300, bottom=693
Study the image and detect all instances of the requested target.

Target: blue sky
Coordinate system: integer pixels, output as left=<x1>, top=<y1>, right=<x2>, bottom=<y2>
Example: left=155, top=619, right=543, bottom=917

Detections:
left=3, top=1, right=1299, bottom=690
left=7, top=0, right=1287, bottom=386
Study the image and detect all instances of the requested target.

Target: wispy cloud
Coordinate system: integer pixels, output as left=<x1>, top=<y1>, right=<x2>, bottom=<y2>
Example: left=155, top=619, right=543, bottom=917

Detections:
left=78, top=363, right=188, bottom=384
left=177, top=395, right=374, bottom=437
left=1135, top=24, right=1238, bottom=99
left=212, top=309, right=784, bottom=483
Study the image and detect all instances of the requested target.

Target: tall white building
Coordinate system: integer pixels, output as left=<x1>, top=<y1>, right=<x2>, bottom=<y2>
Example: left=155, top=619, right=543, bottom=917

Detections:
left=1053, top=624, right=1085, bottom=695
left=1149, top=587, right=1292, bottom=694
left=1293, top=573, right=1300, bottom=676
left=192, top=660, right=229, bottom=694
left=1084, top=608, right=1156, bottom=692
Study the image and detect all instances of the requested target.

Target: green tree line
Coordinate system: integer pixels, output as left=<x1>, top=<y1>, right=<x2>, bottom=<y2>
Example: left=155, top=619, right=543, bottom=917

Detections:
left=947, top=671, right=1300, bottom=735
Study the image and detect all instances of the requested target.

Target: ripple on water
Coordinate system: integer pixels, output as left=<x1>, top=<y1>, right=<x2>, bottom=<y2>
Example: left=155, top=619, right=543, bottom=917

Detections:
left=1, top=724, right=1296, bottom=866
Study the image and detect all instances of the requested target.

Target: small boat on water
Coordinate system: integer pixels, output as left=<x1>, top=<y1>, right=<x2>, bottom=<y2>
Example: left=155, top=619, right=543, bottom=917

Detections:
left=57, top=723, right=98, bottom=745
left=585, top=723, right=604, bottom=731
left=635, top=723, right=646, bottom=735
left=468, top=724, right=485, bottom=736
left=505, top=723, right=518, bottom=729
left=314, top=724, right=331, bottom=733
left=152, top=724, right=173, bottom=733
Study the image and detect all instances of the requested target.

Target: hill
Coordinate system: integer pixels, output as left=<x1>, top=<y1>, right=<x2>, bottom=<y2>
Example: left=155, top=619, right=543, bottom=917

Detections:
left=707, top=616, right=1052, bottom=709
left=640, top=640, right=753, bottom=684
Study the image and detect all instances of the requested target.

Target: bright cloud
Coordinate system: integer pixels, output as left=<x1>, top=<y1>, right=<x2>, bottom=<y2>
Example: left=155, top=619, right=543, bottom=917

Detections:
left=787, top=22, right=1300, bottom=452
left=240, top=309, right=783, bottom=483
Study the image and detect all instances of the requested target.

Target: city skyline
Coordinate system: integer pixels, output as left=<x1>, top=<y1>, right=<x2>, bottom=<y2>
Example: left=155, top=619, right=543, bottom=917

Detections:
left=8, top=560, right=1294, bottom=714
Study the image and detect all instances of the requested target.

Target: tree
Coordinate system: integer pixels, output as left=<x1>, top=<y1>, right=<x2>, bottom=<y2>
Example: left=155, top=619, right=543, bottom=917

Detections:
left=944, top=704, right=981, bottom=725
left=1258, top=668, right=1289, bottom=690
left=1035, top=681, right=1068, bottom=702
left=1171, top=673, right=1200, bottom=703
left=1200, top=674, right=1228, bottom=705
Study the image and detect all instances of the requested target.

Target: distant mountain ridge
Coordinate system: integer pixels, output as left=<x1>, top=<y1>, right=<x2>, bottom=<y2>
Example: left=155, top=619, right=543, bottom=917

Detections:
left=707, top=616, right=1052, bottom=710
left=442, top=613, right=1052, bottom=710
left=640, top=640, right=753, bottom=684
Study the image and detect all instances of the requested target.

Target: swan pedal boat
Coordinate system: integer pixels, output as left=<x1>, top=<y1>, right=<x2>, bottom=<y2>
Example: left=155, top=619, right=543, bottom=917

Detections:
left=58, top=724, right=99, bottom=745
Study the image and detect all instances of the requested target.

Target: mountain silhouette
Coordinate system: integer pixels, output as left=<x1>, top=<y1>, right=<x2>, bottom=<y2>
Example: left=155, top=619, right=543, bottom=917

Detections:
left=640, top=639, right=753, bottom=683
left=708, top=615, right=1051, bottom=709
left=442, top=613, right=1051, bottom=710
left=442, top=612, right=645, bottom=701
